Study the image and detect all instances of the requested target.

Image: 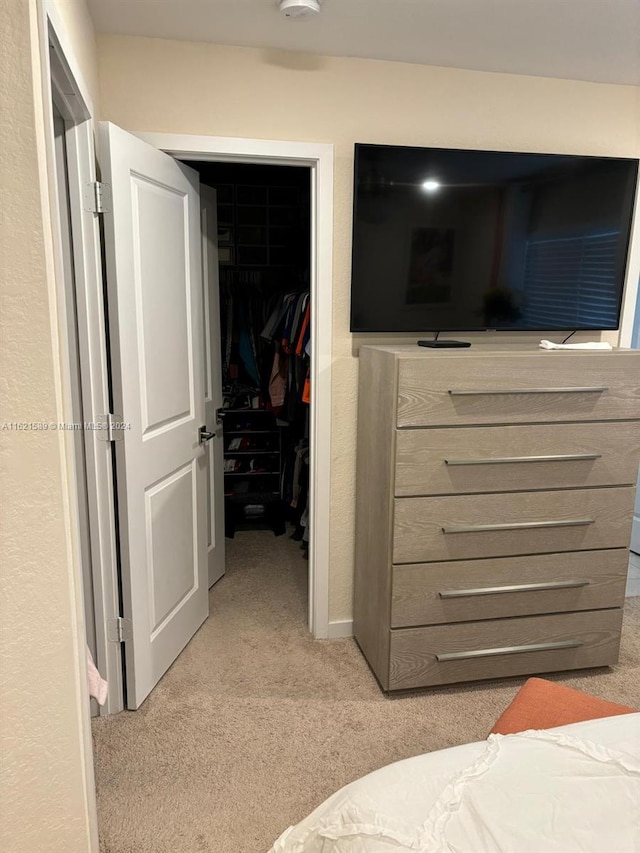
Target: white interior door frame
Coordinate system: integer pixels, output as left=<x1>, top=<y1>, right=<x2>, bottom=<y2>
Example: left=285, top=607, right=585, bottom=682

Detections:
left=136, top=132, right=334, bottom=639
left=40, top=4, right=123, bottom=719
left=32, top=2, right=114, bottom=849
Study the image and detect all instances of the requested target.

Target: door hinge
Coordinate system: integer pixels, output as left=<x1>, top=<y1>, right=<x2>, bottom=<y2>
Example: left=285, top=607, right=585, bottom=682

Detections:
left=84, top=180, right=111, bottom=214
left=98, top=412, right=125, bottom=442
left=108, top=617, right=132, bottom=643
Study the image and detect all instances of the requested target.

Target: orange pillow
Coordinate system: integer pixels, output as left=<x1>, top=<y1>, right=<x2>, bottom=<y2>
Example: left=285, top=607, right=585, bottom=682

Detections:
left=490, top=677, right=636, bottom=736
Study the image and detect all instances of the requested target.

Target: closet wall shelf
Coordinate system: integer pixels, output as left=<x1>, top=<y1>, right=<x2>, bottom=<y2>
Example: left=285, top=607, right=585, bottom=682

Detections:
left=222, top=407, right=266, bottom=413
left=224, top=429, right=279, bottom=436
left=223, top=450, right=279, bottom=457
left=225, top=491, right=281, bottom=499
left=224, top=472, right=279, bottom=478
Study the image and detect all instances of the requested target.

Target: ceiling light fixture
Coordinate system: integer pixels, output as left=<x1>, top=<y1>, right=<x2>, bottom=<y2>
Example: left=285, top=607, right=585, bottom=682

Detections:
left=422, top=180, right=441, bottom=192
left=279, top=0, right=322, bottom=20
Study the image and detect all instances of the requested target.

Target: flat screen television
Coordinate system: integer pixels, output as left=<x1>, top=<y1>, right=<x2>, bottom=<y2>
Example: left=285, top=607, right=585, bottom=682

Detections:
left=350, top=144, right=638, bottom=333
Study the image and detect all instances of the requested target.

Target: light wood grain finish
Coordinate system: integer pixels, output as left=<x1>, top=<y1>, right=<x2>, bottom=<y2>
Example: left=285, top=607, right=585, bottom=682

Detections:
left=353, top=347, right=396, bottom=686
left=397, top=351, right=640, bottom=427
left=389, top=608, right=623, bottom=689
left=395, top=421, right=640, bottom=496
left=391, top=549, right=628, bottom=627
left=354, top=346, right=640, bottom=692
left=393, top=487, right=634, bottom=564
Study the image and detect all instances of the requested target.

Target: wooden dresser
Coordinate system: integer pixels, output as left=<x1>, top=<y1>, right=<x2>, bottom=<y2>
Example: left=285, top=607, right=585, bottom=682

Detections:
left=354, top=345, right=640, bottom=691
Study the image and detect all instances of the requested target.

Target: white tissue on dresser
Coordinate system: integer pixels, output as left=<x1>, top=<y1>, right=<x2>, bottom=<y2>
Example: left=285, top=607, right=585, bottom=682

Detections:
left=539, top=340, right=613, bottom=350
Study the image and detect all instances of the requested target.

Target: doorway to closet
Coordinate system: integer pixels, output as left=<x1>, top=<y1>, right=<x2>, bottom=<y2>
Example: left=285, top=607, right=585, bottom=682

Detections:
left=185, top=159, right=313, bottom=625
left=71, top=122, right=333, bottom=714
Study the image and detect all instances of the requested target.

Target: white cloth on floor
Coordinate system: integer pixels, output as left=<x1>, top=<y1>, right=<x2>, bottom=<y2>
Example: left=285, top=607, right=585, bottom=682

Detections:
left=86, top=645, right=108, bottom=705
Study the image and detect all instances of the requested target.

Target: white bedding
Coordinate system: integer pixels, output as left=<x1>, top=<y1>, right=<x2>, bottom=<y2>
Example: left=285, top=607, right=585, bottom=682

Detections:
left=270, top=713, right=640, bottom=853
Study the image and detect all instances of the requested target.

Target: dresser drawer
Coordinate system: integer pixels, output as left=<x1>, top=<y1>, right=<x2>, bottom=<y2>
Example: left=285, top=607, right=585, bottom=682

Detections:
left=391, top=549, right=627, bottom=628
left=393, top=487, right=634, bottom=564
left=397, top=352, right=640, bottom=427
left=395, top=421, right=640, bottom=497
left=388, top=608, right=623, bottom=690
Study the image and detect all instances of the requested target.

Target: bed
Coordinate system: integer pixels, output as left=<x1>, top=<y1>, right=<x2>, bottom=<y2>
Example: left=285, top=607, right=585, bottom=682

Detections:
left=270, top=712, right=640, bottom=852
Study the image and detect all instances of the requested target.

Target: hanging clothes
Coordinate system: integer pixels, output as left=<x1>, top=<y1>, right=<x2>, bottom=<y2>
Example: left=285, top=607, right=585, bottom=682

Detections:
left=268, top=346, right=287, bottom=411
left=220, top=278, right=311, bottom=540
left=261, top=290, right=311, bottom=415
left=238, top=310, right=260, bottom=386
left=295, top=301, right=310, bottom=358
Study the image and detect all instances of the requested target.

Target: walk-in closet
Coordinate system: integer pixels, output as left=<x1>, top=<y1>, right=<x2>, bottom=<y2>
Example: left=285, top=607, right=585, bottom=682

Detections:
left=185, top=160, right=312, bottom=620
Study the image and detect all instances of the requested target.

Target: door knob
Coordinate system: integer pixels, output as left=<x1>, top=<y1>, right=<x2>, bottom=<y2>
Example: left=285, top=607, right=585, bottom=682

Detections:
left=199, top=425, right=216, bottom=443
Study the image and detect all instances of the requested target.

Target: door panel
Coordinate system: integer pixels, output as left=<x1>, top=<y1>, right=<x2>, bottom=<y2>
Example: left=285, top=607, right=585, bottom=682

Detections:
left=201, top=184, right=226, bottom=587
left=100, top=122, right=208, bottom=709
left=133, top=177, right=193, bottom=431
left=146, top=462, right=197, bottom=631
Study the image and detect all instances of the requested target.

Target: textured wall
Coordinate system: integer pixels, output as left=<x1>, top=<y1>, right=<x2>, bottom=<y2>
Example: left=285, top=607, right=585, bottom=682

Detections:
left=0, top=0, right=99, bottom=849
left=97, top=36, right=640, bottom=622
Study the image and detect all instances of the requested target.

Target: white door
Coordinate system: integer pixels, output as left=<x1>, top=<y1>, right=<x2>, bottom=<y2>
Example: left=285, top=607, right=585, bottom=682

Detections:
left=100, top=122, right=208, bottom=709
left=200, top=185, right=226, bottom=586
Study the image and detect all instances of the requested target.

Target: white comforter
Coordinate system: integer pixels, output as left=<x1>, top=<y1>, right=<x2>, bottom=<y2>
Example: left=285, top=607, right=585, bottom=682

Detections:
left=270, top=713, right=640, bottom=853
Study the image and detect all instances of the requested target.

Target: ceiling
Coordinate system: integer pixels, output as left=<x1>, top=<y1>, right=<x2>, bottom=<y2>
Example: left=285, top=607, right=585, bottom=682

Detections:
left=87, top=0, right=640, bottom=86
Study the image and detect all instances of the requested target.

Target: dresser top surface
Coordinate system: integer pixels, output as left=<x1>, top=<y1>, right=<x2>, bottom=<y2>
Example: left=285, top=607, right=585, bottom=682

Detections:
left=360, top=344, right=640, bottom=359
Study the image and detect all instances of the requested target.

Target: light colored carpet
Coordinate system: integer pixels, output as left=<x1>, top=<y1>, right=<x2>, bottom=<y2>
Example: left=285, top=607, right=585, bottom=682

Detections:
left=93, top=532, right=640, bottom=853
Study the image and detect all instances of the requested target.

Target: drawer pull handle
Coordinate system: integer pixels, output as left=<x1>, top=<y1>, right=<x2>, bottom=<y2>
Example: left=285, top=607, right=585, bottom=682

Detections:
left=444, top=453, right=601, bottom=466
left=448, top=386, right=608, bottom=396
left=442, top=518, right=594, bottom=534
left=436, top=640, right=582, bottom=662
left=439, top=579, right=590, bottom=598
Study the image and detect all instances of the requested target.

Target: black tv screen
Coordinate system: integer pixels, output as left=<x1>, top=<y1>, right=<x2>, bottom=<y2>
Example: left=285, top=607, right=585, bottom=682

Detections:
left=350, top=144, right=638, bottom=333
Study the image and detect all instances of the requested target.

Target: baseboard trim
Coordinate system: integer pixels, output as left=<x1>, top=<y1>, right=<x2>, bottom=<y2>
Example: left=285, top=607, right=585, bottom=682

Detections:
left=327, top=619, right=354, bottom=639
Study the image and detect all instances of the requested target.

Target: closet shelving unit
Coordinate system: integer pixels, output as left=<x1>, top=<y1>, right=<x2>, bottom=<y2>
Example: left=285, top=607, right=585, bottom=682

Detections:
left=214, top=170, right=311, bottom=536
left=217, top=183, right=303, bottom=270
left=222, top=408, right=283, bottom=525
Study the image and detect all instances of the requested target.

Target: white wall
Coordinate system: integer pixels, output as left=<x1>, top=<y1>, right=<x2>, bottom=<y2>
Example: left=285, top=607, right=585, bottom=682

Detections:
left=0, top=1, right=100, bottom=850
left=97, top=36, right=640, bottom=622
